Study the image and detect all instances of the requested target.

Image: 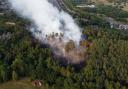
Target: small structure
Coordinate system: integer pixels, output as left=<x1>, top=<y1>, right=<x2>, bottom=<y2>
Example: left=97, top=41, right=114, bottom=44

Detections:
left=32, top=80, right=42, bottom=87
left=107, top=17, right=128, bottom=30
left=0, top=13, right=4, bottom=16
left=76, top=4, right=95, bottom=8
left=5, top=22, right=16, bottom=26
left=119, top=24, right=128, bottom=30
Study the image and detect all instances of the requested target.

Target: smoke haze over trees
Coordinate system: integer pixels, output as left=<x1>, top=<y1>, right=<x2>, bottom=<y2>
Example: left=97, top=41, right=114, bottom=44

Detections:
left=0, top=0, right=128, bottom=89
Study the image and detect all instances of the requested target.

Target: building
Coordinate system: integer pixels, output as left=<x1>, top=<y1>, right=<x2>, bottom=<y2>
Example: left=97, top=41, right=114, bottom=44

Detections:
left=0, top=12, right=4, bottom=15
left=76, top=4, right=95, bottom=8
left=5, top=22, right=16, bottom=26
left=32, top=80, right=42, bottom=87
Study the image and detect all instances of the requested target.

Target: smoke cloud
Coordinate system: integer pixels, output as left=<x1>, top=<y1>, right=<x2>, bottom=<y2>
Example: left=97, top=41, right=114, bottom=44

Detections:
left=8, top=0, right=82, bottom=44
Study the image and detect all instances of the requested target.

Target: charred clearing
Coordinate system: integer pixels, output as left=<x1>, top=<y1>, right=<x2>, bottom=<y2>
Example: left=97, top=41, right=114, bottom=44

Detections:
left=43, top=33, right=87, bottom=64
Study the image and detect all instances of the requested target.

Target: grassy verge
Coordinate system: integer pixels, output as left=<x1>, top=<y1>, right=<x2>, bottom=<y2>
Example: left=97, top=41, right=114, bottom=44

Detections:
left=0, top=78, right=45, bottom=89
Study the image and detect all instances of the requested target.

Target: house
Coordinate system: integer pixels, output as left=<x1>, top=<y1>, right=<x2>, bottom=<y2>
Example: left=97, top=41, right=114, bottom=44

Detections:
left=119, top=24, right=128, bottom=30
left=5, top=22, right=16, bottom=26
left=32, top=80, right=42, bottom=87
left=0, top=12, right=4, bottom=15
left=76, top=4, right=95, bottom=8
left=107, top=17, right=128, bottom=30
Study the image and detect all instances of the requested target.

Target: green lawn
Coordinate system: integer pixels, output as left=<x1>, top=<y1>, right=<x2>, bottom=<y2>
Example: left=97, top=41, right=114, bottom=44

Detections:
left=0, top=78, right=45, bottom=89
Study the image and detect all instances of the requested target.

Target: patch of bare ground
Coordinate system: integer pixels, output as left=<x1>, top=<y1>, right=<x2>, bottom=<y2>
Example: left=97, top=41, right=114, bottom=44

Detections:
left=43, top=33, right=88, bottom=64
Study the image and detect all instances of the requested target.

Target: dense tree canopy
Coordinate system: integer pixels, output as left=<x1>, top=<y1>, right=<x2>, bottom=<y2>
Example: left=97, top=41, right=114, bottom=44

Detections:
left=0, top=3, right=128, bottom=89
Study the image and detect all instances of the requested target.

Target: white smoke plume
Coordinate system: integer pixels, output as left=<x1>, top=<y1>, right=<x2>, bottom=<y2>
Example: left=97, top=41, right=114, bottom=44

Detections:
left=8, top=0, right=82, bottom=44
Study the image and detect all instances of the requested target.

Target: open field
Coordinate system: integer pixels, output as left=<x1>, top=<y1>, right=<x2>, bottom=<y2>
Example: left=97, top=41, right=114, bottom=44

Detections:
left=122, top=3, right=128, bottom=11
left=91, top=0, right=128, bottom=12
left=91, top=0, right=113, bottom=5
left=0, top=78, right=45, bottom=89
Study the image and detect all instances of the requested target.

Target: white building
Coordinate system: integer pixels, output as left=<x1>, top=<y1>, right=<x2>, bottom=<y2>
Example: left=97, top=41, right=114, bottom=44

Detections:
left=76, top=4, right=95, bottom=8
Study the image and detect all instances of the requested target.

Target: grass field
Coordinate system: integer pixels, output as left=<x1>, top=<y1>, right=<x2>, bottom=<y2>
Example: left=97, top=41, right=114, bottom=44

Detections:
left=91, top=0, right=112, bottom=5
left=122, top=3, right=128, bottom=11
left=90, top=0, right=128, bottom=12
left=0, top=78, right=45, bottom=89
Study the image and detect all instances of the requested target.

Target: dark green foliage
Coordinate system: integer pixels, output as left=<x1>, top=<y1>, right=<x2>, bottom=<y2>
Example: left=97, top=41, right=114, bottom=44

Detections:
left=12, top=70, right=18, bottom=80
left=0, top=8, right=128, bottom=89
left=96, top=5, right=128, bottom=18
left=82, top=26, right=128, bottom=88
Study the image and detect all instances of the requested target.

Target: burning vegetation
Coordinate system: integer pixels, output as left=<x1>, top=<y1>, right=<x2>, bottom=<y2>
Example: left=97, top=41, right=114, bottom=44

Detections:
left=8, top=0, right=85, bottom=64
left=44, top=32, right=88, bottom=64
